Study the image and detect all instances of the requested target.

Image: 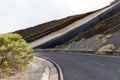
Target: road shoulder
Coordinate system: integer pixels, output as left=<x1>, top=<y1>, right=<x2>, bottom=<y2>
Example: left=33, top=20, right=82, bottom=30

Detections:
left=1, top=57, right=58, bottom=80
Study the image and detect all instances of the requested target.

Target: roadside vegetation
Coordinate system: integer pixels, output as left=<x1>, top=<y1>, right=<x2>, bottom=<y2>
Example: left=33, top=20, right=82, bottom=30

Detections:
left=96, top=44, right=116, bottom=55
left=0, top=33, right=34, bottom=78
left=95, top=34, right=112, bottom=43
left=14, top=3, right=120, bottom=57
left=54, top=12, right=120, bottom=56
left=76, top=13, right=119, bottom=42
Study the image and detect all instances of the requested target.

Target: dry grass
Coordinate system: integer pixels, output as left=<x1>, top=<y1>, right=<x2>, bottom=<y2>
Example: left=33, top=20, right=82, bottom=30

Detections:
left=97, top=44, right=116, bottom=55
left=95, top=34, right=112, bottom=43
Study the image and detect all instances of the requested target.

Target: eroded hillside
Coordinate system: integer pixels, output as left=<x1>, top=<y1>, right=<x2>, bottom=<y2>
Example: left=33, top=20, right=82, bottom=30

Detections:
left=55, top=12, right=120, bottom=55
left=14, top=7, right=108, bottom=42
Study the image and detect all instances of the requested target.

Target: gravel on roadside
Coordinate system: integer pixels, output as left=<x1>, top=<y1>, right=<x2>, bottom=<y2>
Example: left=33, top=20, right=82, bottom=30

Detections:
left=1, top=57, right=58, bottom=80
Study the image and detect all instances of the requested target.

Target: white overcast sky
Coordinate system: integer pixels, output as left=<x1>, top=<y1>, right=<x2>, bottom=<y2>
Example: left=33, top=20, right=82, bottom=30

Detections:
left=0, top=0, right=114, bottom=33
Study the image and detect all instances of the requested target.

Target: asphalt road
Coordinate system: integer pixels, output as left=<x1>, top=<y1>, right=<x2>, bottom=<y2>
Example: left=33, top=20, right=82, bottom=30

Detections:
left=34, top=52, right=120, bottom=80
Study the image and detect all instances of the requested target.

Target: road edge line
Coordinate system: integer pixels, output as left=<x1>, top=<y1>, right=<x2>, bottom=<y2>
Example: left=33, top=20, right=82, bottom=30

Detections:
left=36, top=55, right=64, bottom=80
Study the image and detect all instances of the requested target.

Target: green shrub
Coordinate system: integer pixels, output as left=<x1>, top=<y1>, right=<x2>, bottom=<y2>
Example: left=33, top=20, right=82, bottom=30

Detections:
left=0, top=33, right=34, bottom=77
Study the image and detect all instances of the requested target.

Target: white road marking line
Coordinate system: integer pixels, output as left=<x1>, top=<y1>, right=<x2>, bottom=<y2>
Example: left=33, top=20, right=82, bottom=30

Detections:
left=92, top=62, right=105, bottom=67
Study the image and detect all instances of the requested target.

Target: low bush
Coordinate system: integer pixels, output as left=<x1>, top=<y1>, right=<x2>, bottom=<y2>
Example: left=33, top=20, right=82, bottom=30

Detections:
left=105, top=34, right=112, bottom=38
left=0, top=33, right=34, bottom=77
left=101, top=37, right=107, bottom=43
left=96, top=44, right=116, bottom=55
left=95, top=34, right=112, bottom=43
left=95, top=34, right=104, bottom=40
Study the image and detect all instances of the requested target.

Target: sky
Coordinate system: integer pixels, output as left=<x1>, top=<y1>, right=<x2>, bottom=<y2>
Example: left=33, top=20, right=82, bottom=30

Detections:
left=0, top=0, right=114, bottom=33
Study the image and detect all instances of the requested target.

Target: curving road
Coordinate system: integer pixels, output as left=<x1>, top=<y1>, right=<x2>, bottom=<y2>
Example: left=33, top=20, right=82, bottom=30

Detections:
left=34, top=51, right=120, bottom=80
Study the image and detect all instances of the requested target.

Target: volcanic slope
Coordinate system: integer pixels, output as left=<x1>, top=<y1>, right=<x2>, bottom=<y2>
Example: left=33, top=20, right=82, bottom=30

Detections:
left=55, top=12, right=120, bottom=55
left=14, top=7, right=109, bottom=42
